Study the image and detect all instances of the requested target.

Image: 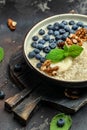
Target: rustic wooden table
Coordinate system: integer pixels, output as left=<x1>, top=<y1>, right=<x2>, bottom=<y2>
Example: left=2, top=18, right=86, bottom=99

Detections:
left=0, top=0, right=87, bottom=130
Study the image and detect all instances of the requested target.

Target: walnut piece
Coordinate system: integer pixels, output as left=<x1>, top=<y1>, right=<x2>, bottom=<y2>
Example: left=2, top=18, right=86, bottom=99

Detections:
left=7, top=18, right=17, bottom=30
left=66, top=28, right=87, bottom=46
left=40, top=60, right=59, bottom=76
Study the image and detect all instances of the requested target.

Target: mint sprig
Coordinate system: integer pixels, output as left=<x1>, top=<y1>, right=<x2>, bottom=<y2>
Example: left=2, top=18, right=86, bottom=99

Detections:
left=46, top=48, right=65, bottom=63
left=0, top=47, right=4, bottom=62
left=68, top=44, right=83, bottom=58
left=46, top=45, right=83, bottom=63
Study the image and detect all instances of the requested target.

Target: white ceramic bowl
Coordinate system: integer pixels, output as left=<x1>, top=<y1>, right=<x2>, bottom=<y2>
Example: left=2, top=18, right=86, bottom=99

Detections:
left=24, top=14, right=87, bottom=88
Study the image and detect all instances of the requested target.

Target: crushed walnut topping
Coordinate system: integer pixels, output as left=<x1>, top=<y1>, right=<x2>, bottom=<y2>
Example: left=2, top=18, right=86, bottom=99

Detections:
left=40, top=60, right=59, bottom=76
left=75, top=28, right=87, bottom=41
left=66, top=28, right=87, bottom=46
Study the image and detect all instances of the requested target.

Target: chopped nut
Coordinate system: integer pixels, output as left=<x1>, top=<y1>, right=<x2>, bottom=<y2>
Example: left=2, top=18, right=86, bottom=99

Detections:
left=40, top=66, right=46, bottom=71
left=52, top=71, right=57, bottom=76
left=72, top=39, right=77, bottom=44
left=44, top=66, right=59, bottom=73
left=40, top=60, right=59, bottom=76
left=75, top=28, right=87, bottom=39
left=57, top=41, right=65, bottom=48
left=69, top=34, right=76, bottom=38
left=66, top=28, right=87, bottom=46
left=69, top=10, right=77, bottom=14
left=66, top=38, right=73, bottom=45
left=78, top=42, right=82, bottom=46
left=42, top=60, right=51, bottom=67
left=12, top=21, right=17, bottom=27
left=7, top=18, right=17, bottom=30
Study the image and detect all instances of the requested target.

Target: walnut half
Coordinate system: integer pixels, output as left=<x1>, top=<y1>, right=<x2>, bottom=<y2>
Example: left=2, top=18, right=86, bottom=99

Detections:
left=7, top=18, right=17, bottom=30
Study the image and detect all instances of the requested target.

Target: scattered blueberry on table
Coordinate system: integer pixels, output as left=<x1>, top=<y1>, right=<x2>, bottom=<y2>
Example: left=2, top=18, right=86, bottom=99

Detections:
left=0, top=90, right=5, bottom=99
left=57, top=118, right=65, bottom=127
left=14, top=64, right=22, bottom=72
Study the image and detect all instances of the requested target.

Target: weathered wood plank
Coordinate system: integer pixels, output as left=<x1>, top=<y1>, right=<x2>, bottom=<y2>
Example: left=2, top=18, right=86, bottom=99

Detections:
left=42, top=90, right=87, bottom=113
left=13, top=94, right=41, bottom=125
left=5, top=88, right=31, bottom=112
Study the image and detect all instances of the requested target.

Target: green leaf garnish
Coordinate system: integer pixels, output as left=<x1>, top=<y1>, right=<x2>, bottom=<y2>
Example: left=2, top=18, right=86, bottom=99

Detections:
left=68, top=44, right=83, bottom=58
left=50, top=113, right=72, bottom=130
left=46, top=48, right=65, bottom=63
left=0, top=47, right=4, bottom=62
left=46, top=45, right=83, bottom=63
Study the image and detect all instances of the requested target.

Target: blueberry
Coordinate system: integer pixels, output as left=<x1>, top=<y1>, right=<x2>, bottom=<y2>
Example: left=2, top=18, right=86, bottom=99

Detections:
left=62, top=34, right=68, bottom=40
left=59, top=23, right=65, bottom=28
left=54, top=22, right=59, bottom=26
left=48, top=30, right=54, bottom=35
left=72, top=25, right=78, bottom=30
left=49, top=43, right=56, bottom=49
left=39, top=29, right=45, bottom=35
left=14, top=64, right=22, bottom=72
left=57, top=118, right=65, bottom=127
left=38, top=39, right=46, bottom=44
left=35, top=54, right=42, bottom=60
left=57, top=39, right=64, bottom=44
left=53, top=25, right=59, bottom=30
left=54, top=31, right=60, bottom=36
left=64, top=26, right=70, bottom=32
left=55, top=35, right=62, bottom=40
left=69, top=20, right=75, bottom=25
left=37, top=44, right=44, bottom=50
left=70, top=29, right=75, bottom=34
left=34, top=48, right=40, bottom=54
left=47, top=24, right=53, bottom=30
left=32, top=36, right=39, bottom=41
left=31, top=42, right=37, bottom=48
left=43, top=35, right=50, bottom=41
left=43, top=46, right=51, bottom=53
left=62, top=32, right=69, bottom=40
left=0, top=90, right=5, bottom=99
left=62, top=20, right=68, bottom=25
left=28, top=51, right=36, bottom=58
left=49, top=39, right=56, bottom=43
left=36, top=62, right=42, bottom=68
left=76, top=22, right=84, bottom=27
left=59, top=29, right=66, bottom=34
left=40, top=57, right=46, bottom=63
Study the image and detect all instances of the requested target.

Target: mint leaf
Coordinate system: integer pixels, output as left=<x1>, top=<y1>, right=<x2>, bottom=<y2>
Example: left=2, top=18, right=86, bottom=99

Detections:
left=63, top=45, right=69, bottom=57
left=68, top=44, right=83, bottom=58
left=0, top=47, right=4, bottom=62
left=46, top=44, right=83, bottom=63
left=63, top=45, right=69, bottom=52
left=46, top=48, right=65, bottom=63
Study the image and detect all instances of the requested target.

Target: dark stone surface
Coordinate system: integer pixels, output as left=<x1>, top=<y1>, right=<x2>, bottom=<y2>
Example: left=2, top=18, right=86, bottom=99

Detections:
left=0, top=0, right=87, bottom=130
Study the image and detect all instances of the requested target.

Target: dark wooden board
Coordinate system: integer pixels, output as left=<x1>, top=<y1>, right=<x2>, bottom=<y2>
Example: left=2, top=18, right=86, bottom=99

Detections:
left=4, top=49, right=87, bottom=125
left=5, top=88, right=31, bottom=112
left=13, top=94, right=41, bottom=125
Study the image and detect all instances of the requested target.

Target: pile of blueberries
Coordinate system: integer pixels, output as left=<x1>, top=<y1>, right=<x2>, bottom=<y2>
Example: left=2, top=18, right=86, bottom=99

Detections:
left=28, top=20, right=87, bottom=68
